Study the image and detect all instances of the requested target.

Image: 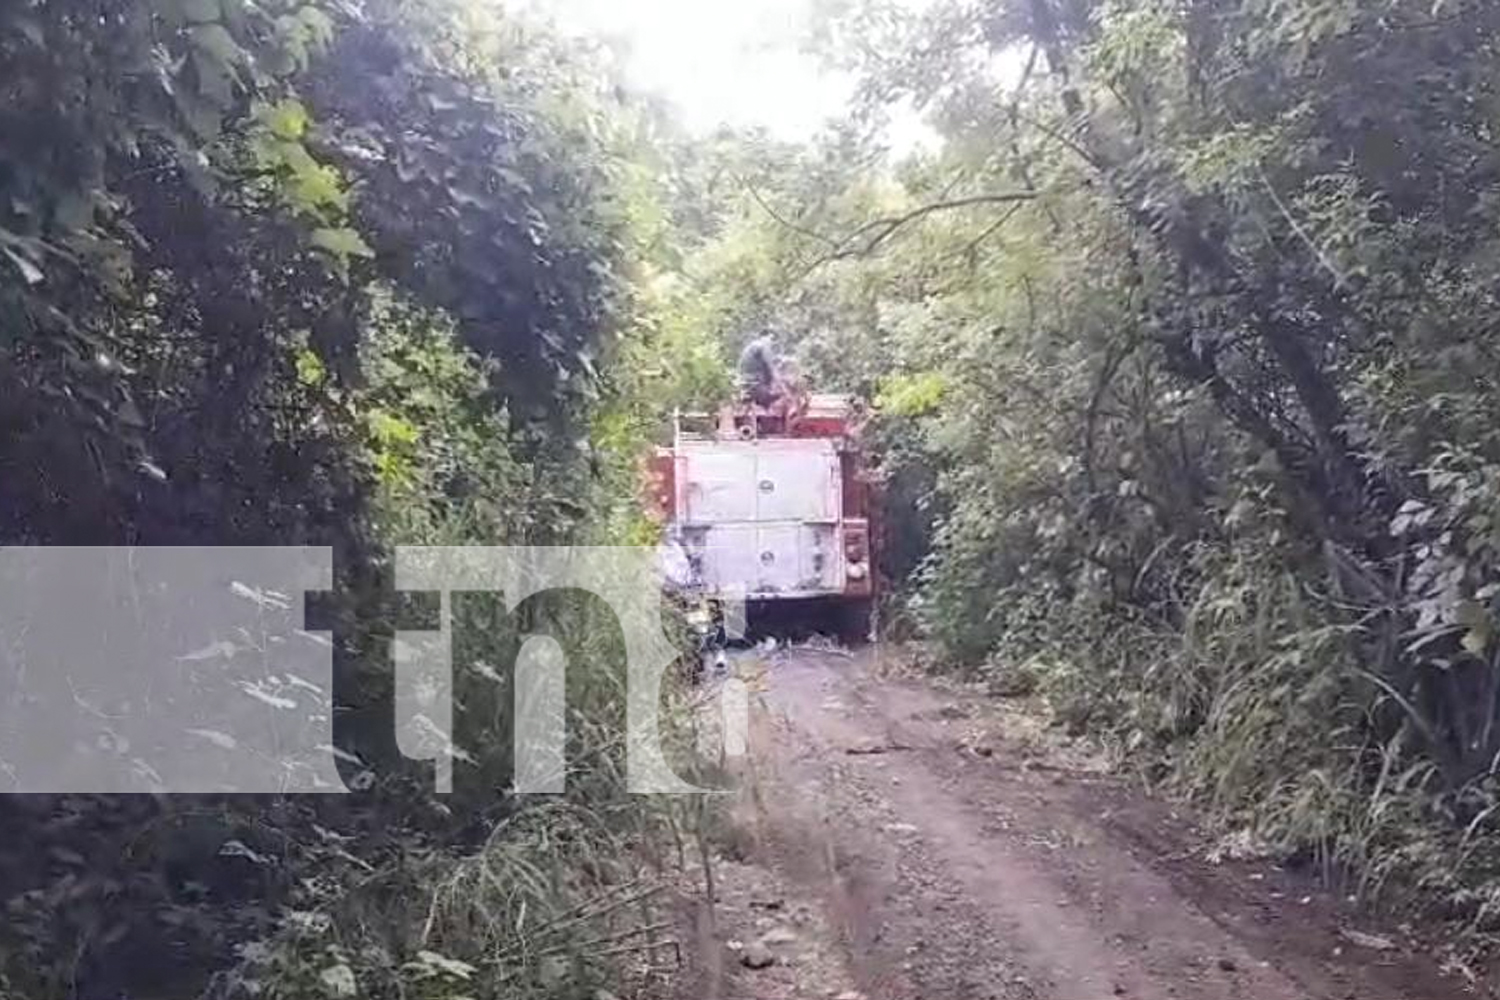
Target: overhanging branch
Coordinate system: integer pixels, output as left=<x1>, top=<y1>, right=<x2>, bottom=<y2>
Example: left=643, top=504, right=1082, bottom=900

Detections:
left=802, top=190, right=1046, bottom=277
left=739, top=177, right=839, bottom=249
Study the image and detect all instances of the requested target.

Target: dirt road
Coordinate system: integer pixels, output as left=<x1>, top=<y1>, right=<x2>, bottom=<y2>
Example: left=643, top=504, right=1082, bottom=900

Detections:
left=680, top=647, right=1479, bottom=1000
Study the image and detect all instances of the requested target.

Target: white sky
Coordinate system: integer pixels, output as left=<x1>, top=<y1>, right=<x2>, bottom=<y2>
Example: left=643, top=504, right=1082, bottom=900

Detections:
left=513, top=0, right=878, bottom=141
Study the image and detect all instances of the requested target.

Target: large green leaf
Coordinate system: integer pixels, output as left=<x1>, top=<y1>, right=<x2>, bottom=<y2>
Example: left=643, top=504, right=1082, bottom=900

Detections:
left=311, top=226, right=376, bottom=259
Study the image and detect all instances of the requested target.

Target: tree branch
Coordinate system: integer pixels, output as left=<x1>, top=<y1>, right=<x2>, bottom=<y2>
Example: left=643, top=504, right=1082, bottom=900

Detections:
left=801, top=190, right=1045, bottom=278
left=1012, top=109, right=1104, bottom=170
left=739, top=177, right=839, bottom=249
left=1256, top=163, right=1350, bottom=291
left=1006, top=44, right=1041, bottom=126
left=959, top=203, right=1025, bottom=261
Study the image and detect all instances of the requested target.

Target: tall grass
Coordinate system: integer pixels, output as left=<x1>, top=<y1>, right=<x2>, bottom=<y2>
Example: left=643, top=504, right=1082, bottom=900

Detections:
left=943, top=535, right=1500, bottom=955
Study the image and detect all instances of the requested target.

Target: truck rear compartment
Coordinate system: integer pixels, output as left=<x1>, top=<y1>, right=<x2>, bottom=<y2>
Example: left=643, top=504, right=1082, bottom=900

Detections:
left=676, top=438, right=847, bottom=600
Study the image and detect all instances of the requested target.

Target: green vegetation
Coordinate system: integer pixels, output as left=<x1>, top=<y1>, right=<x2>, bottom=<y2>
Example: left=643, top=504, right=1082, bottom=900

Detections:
left=11, top=0, right=1500, bottom=991
left=676, top=0, right=1500, bottom=957
left=0, top=2, right=705, bottom=997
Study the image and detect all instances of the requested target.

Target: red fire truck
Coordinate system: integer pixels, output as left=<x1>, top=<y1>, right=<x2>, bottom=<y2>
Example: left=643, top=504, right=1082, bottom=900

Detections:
left=647, top=394, right=877, bottom=642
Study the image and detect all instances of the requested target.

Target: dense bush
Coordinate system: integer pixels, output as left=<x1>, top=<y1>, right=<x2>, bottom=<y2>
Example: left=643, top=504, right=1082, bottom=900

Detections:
left=0, top=2, right=697, bottom=997
left=667, top=0, right=1500, bottom=953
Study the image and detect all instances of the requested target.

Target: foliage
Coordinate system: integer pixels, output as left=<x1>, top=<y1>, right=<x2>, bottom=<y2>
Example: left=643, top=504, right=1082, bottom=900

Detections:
left=0, top=2, right=698, bottom=998
left=220, top=800, right=681, bottom=1000
left=669, top=0, right=1500, bottom=952
left=303, top=0, right=631, bottom=427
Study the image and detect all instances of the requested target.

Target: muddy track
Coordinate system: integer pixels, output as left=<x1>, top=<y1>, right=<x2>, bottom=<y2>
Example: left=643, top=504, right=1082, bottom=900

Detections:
left=687, top=647, right=1477, bottom=1000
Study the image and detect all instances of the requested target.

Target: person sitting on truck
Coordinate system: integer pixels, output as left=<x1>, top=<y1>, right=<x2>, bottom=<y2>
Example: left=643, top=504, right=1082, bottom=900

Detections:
left=774, top=354, right=810, bottom=427
left=737, top=332, right=780, bottom=408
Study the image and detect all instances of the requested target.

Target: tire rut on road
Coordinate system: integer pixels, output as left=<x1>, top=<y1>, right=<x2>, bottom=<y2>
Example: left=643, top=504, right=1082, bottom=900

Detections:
left=707, top=647, right=1474, bottom=1000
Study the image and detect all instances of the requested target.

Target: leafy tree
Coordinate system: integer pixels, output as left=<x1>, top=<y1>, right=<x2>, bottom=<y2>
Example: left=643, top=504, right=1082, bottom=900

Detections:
left=0, top=3, right=692, bottom=998
left=667, top=0, right=1500, bottom=938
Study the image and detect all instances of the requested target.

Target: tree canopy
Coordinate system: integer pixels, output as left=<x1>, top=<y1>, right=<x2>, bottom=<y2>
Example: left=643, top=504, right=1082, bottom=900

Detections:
left=10, top=0, right=1500, bottom=991
left=663, top=0, right=1500, bottom=944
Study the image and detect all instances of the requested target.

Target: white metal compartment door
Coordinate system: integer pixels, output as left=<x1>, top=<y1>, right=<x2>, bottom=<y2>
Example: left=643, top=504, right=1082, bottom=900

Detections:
left=753, top=523, right=803, bottom=594
left=754, top=442, right=839, bottom=522
left=689, top=524, right=759, bottom=593
left=681, top=447, right=757, bottom=523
